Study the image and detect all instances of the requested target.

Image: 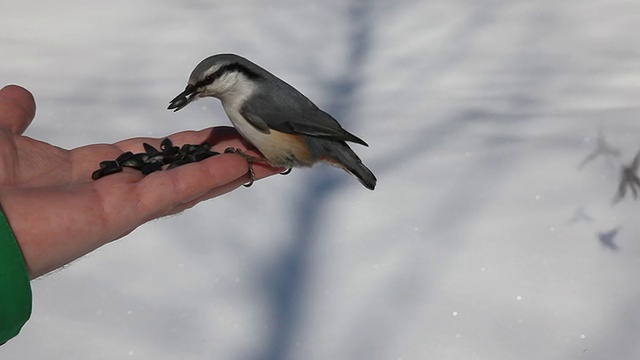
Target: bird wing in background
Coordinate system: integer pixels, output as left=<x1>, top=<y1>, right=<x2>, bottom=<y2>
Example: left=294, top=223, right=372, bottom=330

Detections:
left=612, top=150, right=640, bottom=205
left=578, top=124, right=621, bottom=170
left=613, top=170, right=628, bottom=204
left=240, top=83, right=368, bottom=146
left=569, top=206, right=595, bottom=223
left=631, top=150, right=640, bottom=173
left=598, top=227, right=620, bottom=250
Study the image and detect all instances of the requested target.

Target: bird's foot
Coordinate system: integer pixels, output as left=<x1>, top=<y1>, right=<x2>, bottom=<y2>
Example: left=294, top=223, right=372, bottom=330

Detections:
left=224, top=147, right=259, bottom=187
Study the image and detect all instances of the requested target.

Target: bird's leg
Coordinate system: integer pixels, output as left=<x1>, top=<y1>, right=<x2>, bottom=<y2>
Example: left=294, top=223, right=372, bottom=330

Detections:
left=223, top=147, right=292, bottom=186
left=224, top=147, right=260, bottom=187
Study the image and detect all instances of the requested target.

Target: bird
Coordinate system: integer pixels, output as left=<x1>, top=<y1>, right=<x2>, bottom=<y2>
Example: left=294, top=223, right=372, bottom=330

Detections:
left=578, top=123, right=620, bottom=170
left=612, top=150, right=640, bottom=205
left=598, top=227, right=621, bottom=250
left=167, top=53, right=376, bottom=190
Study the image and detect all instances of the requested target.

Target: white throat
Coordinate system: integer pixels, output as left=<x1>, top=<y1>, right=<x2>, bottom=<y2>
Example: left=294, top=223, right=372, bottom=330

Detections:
left=215, top=73, right=256, bottom=106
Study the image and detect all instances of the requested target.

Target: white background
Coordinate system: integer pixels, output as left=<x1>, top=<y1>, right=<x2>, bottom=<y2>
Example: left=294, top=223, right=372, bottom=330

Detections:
left=2, top=1, right=640, bottom=359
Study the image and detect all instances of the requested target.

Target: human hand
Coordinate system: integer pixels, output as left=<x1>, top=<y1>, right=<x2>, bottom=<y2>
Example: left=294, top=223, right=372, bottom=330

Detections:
left=0, top=85, right=280, bottom=279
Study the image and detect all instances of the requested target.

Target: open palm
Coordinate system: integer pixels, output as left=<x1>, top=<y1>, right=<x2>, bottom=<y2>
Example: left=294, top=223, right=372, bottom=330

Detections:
left=0, top=85, right=279, bottom=278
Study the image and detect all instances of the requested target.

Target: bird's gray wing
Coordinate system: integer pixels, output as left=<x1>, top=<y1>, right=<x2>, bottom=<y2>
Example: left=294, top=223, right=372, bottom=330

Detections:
left=240, top=85, right=368, bottom=146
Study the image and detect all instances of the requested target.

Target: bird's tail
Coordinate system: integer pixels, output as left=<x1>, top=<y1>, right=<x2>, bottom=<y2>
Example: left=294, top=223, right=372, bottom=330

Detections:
left=326, top=142, right=377, bottom=190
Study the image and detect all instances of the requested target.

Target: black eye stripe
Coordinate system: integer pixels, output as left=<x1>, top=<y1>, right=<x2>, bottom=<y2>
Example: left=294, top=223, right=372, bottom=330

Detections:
left=196, top=63, right=262, bottom=88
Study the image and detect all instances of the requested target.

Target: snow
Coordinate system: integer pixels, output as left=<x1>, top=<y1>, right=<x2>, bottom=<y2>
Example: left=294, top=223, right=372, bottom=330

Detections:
left=2, top=0, right=640, bottom=359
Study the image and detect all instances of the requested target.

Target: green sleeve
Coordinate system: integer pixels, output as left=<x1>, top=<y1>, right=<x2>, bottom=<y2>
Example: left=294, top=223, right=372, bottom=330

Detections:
left=0, top=208, right=32, bottom=345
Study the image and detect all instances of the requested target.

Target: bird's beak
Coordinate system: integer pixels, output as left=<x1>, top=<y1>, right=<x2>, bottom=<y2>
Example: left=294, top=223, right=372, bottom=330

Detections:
left=167, top=85, right=199, bottom=112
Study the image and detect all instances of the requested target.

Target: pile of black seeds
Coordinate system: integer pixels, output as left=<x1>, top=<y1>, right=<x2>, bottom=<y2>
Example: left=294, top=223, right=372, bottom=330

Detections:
left=92, top=138, right=219, bottom=180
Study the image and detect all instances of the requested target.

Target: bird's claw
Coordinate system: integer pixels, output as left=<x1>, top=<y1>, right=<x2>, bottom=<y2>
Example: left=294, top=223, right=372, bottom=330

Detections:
left=280, top=168, right=292, bottom=175
left=224, top=147, right=257, bottom=187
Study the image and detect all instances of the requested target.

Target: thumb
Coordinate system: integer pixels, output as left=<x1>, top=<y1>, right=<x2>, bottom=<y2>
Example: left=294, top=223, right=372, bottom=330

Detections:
left=0, top=85, right=36, bottom=135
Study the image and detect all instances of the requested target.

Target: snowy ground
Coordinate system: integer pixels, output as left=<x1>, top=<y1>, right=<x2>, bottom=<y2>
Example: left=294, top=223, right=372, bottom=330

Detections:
left=2, top=1, right=640, bottom=359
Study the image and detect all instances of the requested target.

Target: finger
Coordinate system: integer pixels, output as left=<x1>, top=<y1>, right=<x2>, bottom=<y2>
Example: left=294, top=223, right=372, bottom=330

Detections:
left=165, top=176, right=248, bottom=215
left=136, top=153, right=282, bottom=221
left=131, top=154, right=253, bottom=221
left=152, top=161, right=280, bottom=216
left=0, top=85, right=36, bottom=135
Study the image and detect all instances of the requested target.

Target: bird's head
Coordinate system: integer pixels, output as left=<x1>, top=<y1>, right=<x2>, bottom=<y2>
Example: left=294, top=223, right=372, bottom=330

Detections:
left=168, top=53, right=263, bottom=111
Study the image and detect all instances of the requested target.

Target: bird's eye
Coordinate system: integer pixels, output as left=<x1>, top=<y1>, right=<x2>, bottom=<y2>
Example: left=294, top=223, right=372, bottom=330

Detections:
left=204, top=74, right=214, bottom=83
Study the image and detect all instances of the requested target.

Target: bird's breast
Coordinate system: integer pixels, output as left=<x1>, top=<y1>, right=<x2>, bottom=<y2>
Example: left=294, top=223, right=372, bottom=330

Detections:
left=221, top=103, right=314, bottom=167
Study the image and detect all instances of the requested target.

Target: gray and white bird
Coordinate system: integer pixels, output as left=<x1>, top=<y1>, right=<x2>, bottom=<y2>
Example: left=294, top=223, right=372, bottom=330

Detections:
left=167, top=53, right=376, bottom=190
